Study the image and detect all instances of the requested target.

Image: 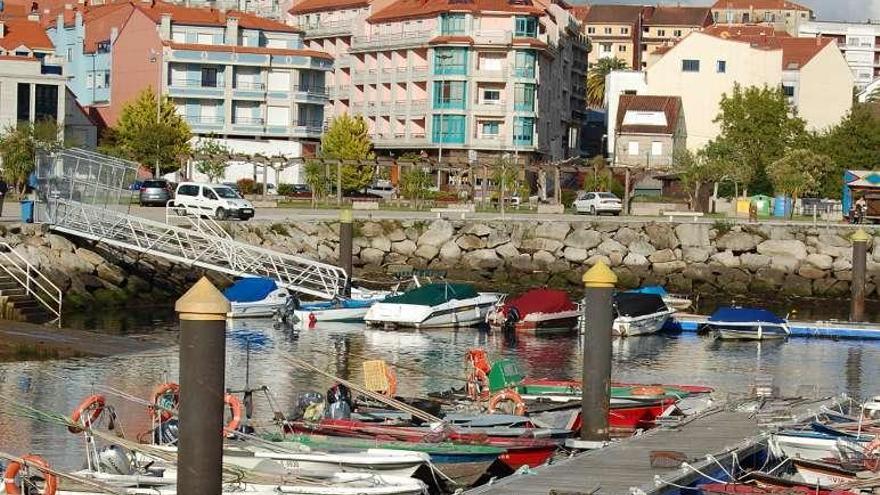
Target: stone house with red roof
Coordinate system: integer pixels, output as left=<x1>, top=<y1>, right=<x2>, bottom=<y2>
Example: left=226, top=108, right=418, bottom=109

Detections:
left=613, top=95, right=684, bottom=169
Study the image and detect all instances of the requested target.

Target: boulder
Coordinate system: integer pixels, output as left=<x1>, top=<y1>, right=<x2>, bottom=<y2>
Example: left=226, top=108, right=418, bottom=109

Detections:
left=563, top=247, right=588, bottom=263
left=463, top=249, right=503, bottom=270
left=360, top=222, right=385, bottom=237
left=439, top=241, right=462, bottom=261
left=629, top=240, right=656, bottom=257
left=710, top=250, right=740, bottom=268
left=770, top=256, right=800, bottom=274
left=683, top=263, right=714, bottom=282
left=392, top=239, right=417, bottom=256
left=371, top=236, right=392, bottom=252
left=414, top=244, right=439, bottom=261
left=46, top=233, right=75, bottom=253
left=805, top=253, right=833, bottom=270
left=782, top=274, right=812, bottom=297
left=95, top=263, right=125, bottom=286
left=359, top=248, right=385, bottom=265
left=740, top=253, right=771, bottom=271
left=597, top=239, right=626, bottom=256
left=653, top=260, right=686, bottom=275
left=832, top=257, right=852, bottom=272
left=757, top=240, right=807, bottom=260
left=813, top=279, right=849, bottom=298
left=834, top=270, right=852, bottom=281
left=495, top=243, right=520, bottom=260
left=585, top=254, right=611, bottom=267
left=648, top=249, right=676, bottom=264
left=623, top=253, right=649, bottom=267
left=318, top=243, right=335, bottom=261
left=608, top=251, right=625, bottom=266
left=57, top=249, right=95, bottom=273
left=519, top=238, right=564, bottom=253
left=644, top=223, right=679, bottom=250
left=417, top=220, right=454, bottom=247
left=486, top=231, right=510, bottom=249
left=462, top=223, right=492, bottom=237
left=456, top=234, right=486, bottom=250
left=564, top=229, right=602, bottom=250
left=613, top=267, right=640, bottom=289
left=532, top=250, right=556, bottom=270
left=818, top=234, right=851, bottom=248
left=797, top=265, right=826, bottom=280
left=716, top=232, right=760, bottom=252
left=387, top=229, right=407, bottom=242
left=675, top=224, right=710, bottom=247
left=535, top=222, right=570, bottom=241
left=613, top=227, right=642, bottom=246
left=511, top=254, right=533, bottom=271
left=683, top=247, right=712, bottom=264
left=751, top=268, right=786, bottom=292
left=76, top=248, right=107, bottom=268
left=820, top=244, right=851, bottom=259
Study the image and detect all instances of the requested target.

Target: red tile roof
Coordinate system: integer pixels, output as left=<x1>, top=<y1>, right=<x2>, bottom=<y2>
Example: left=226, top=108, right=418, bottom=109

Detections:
left=166, top=41, right=333, bottom=59
left=616, top=95, right=682, bottom=135
left=576, top=4, right=645, bottom=25
left=288, top=0, right=369, bottom=15
left=369, top=0, right=544, bottom=24
left=80, top=3, right=135, bottom=52
left=701, top=28, right=833, bottom=69
left=711, top=0, right=811, bottom=12
left=138, top=1, right=301, bottom=33
left=645, top=6, right=712, bottom=27
left=702, top=24, right=789, bottom=37
left=0, top=18, right=54, bottom=51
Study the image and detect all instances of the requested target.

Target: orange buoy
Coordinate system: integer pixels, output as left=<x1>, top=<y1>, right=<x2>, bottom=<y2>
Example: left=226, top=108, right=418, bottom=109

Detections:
left=149, top=382, right=180, bottom=423
left=308, top=313, right=317, bottom=329
left=4, top=455, right=58, bottom=495
left=68, top=394, right=106, bottom=434
left=383, top=367, right=398, bottom=397
left=488, top=389, right=527, bottom=416
left=224, top=394, right=243, bottom=434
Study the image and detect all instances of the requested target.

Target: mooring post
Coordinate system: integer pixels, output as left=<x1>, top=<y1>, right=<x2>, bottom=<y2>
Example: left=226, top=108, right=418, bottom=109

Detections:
left=581, top=261, right=617, bottom=442
left=175, top=277, right=230, bottom=495
left=339, top=208, right=353, bottom=297
left=851, top=228, right=870, bottom=322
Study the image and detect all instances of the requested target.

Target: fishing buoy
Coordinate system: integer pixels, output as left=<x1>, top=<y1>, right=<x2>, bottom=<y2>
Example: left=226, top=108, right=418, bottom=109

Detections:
left=68, top=394, right=106, bottom=434
left=308, top=313, right=317, bottom=329
left=4, top=454, right=58, bottom=495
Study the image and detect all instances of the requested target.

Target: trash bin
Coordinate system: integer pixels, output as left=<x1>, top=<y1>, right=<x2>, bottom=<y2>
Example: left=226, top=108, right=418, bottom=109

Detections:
left=20, top=200, right=34, bottom=223
left=773, top=196, right=792, bottom=217
left=750, top=195, right=773, bottom=217
left=735, top=198, right=752, bottom=217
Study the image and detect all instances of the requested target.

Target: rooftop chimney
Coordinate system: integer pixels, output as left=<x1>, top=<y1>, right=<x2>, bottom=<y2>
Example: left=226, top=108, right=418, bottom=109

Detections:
left=159, top=12, right=171, bottom=40
left=224, top=15, right=238, bottom=45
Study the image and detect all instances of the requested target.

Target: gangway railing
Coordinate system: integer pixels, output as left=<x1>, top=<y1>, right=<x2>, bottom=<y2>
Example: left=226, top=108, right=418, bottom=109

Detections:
left=165, top=200, right=232, bottom=240
left=0, top=243, right=63, bottom=323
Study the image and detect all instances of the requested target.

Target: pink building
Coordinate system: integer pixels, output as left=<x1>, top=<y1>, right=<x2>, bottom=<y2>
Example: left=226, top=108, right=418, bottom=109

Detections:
left=290, top=0, right=588, bottom=164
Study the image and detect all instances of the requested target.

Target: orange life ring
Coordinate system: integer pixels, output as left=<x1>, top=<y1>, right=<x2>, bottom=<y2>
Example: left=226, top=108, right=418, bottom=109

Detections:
left=382, top=368, right=398, bottom=397
left=488, top=390, right=527, bottom=416
left=68, top=394, right=106, bottom=434
left=224, top=394, right=243, bottom=434
left=4, top=454, right=58, bottom=495
left=149, top=382, right=180, bottom=423
left=465, top=348, right=491, bottom=374
left=466, top=368, right=490, bottom=401
left=630, top=386, right=667, bottom=397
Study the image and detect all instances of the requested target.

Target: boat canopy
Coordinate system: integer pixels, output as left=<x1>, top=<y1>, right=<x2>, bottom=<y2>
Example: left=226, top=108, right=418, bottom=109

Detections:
left=709, top=307, right=785, bottom=324
left=613, top=293, right=668, bottom=317
left=223, top=277, right=279, bottom=303
left=502, top=288, right=575, bottom=317
left=383, top=283, right=478, bottom=306
left=627, top=285, right=669, bottom=297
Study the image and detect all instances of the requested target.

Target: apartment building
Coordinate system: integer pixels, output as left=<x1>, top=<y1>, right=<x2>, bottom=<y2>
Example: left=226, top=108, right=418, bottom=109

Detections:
left=642, top=27, right=853, bottom=151
left=711, top=0, right=813, bottom=36
left=573, top=4, right=712, bottom=70
left=290, top=0, right=588, bottom=163
left=799, top=20, right=880, bottom=90
left=100, top=0, right=332, bottom=173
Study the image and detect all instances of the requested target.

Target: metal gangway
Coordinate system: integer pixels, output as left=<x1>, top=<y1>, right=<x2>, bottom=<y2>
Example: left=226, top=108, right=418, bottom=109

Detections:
left=34, top=149, right=346, bottom=300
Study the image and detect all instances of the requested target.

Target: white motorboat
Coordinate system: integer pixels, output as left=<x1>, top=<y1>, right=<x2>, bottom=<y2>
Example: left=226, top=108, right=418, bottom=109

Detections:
left=292, top=287, right=389, bottom=326
left=768, top=431, right=869, bottom=461
left=706, top=307, right=790, bottom=340
left=611, top=292, right=675, bottom=337
left=626, top=285, right=692, bottom=311
left=364, top=283, right=501, bottom=329
left=225, top=277, right=292, bottom=319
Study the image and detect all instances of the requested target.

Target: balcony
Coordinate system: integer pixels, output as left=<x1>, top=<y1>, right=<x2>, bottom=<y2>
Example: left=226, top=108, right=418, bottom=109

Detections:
left=392, top=99, right=427, bottom=115
left=472, top=30, right=511, bottom=46
left=335, top=54, right=352, bottom=67
left=473, top=66, right=508, bottom=79
left=302, top=19, right=353, bottom=39
left=350, top=30, right=433, bottom=52
left=374, top=132, right=428, bottom=147
left=512, top=66, right=536, bottom=79
left=232, top=81, right=265, bottom=99
left=186, top=115, right=225, bottom=131
left=231, top=117, right=265, bottom=133
left=292, top=85, right=328, bottom=99
left=473, top=100, right=506, bottom=114
left=410, top=67, right=429, bottom=81
left=167, top=79, right=225, bottom=98
left=328, top=85, right=351, bottom=99
left=292, top=119, right=326, bottom=138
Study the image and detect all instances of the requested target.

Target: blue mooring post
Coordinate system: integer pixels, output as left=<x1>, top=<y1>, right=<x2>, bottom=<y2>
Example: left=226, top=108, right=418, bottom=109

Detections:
left=851, top=229, right=870, bottom=322
left=175, top=278, right=230, bottom=495
left=581, top=261, right=617, bottom=442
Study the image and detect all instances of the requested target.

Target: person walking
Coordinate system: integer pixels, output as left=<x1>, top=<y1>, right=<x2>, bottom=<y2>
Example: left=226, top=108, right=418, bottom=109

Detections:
left=0, top=179, right=8, bottom=218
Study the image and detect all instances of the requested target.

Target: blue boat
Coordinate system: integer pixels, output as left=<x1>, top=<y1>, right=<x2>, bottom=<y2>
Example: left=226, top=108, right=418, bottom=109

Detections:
left=224, top=277, right=292, bottom=318
left=706, top=307, right=790, bottom=340
left=292, top=287, right=389, bottom=325
left=627, top=285, right=692, bottom=311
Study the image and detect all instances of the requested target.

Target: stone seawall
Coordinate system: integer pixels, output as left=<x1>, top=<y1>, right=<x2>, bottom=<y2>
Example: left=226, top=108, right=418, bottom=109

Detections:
left=9, top=219, right=880, bottom=310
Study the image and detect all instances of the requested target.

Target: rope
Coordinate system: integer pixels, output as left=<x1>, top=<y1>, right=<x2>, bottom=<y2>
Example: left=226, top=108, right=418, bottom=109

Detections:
left=680, top=462, right=728, bottom=484
left=0, top=450, right=128, bottom=495
left=307, top=345, right=468, bottom=384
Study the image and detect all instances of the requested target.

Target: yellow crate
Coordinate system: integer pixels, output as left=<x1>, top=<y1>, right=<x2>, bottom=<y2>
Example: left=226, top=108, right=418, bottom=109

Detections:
left=363, top=360, right=391, bottom=393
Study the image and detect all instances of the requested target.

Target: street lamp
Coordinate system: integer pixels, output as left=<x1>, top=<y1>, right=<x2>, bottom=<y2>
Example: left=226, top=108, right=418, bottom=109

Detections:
left=149, top=49, right=162, bottom=178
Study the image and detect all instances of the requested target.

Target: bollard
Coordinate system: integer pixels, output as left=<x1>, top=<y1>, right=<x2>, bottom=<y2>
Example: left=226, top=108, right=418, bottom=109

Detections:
left=339, top=208, right=354, bottom=297
left=851, top=229, right=870, bottom=322
left=175, top=277, right=230, bottom=495
left=581, top=261, right=617, bottom=442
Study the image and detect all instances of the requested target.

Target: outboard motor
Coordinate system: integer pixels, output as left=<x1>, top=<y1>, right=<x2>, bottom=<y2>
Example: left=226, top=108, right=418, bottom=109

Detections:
left=275, top=295, right=300, bottom=323
left=153, top=419, right=180, bottom=446
left=326, top=383, right=353, bottom=420
left=96, top=445, right=134, bottom=475
left=502, top=306, right=521, bottom=333
left=864, top=396, right=880, bottom=420
left=290, top=391, right=324, bottom=422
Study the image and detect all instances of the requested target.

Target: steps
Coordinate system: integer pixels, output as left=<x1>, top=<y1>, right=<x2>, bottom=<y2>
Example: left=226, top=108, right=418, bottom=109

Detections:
left=0, top=272, right=55, bottom=324
left=0, top=245, right=63, bottom=326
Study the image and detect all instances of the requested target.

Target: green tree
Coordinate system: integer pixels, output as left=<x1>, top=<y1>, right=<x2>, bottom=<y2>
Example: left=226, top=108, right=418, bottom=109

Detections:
left=673, top=147, right=724, bottom=212
left=399, top=164, right=432, bottom=209
left=707, top=84, right=806, bottom=197
left=320, top=114, right=375, bottom=193
left=0, top=119, right=64, bottom=194
left=768, top=149, right=829, bottom=217
left=582, top=155, right=613, bottom=192
left=586, top=58, right=628, bottom=108
left=192, top=137, right=230, bottom=183
left=807, top=104, right=880, bottom=199
left=304, top=159, right=329, bottom=207
left=110, top=87, right=191, bottom=175
left=865, top=87, right=880, bottom=104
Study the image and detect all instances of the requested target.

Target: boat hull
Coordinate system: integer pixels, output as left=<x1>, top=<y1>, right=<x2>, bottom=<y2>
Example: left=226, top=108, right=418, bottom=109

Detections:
left=768, top=432, right=867, bottom=461
left=791, top=458, right=857, bottom=486
left=365, top=294, right=500, bottom=329
left=712, top=322, right=789, bottom=340
left=612, top=310, right=674, bottom=337
left=293, top=306, right=371, bottom=323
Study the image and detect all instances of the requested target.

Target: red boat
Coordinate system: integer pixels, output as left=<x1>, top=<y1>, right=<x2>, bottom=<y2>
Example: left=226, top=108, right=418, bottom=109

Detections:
left=699, top=484, right=855, bottom=494
left=287, top=418, right=559, bottom=470
left=548, top=399, right=677, bottom=431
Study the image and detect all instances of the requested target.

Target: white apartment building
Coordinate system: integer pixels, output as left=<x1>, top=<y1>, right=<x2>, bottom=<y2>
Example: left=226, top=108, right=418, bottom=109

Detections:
left=799, top=20, right=880, bottom=90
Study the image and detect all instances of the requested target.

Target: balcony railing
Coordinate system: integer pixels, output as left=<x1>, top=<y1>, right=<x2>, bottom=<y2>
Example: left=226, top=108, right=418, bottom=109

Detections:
left=292, top=85, right=328, bottom=97
left=474, top=66, right=508, bottom=78
left=232, top=117, right=265, bottom=125
left=351, top=30, right=433, bottom=51
left=186, top=115, right=225, bottom=124
left=472, top=30, right=510, bottom=45
left=171, top=79, right=220, bottom=89
left=234, top=81, right=265, bottom=91
left=293, top=120, right=326, bottom=134
left=473, top=100, right=506, bottom=112
left=302, top=19, right=353, bottom=38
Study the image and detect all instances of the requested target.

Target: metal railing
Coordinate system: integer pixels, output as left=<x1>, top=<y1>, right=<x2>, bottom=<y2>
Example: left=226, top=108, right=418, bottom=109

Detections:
left=187, top=115, right=225, bottom=125
left=292, top=85, right=328, bottom=97
left=169, top=78, right=220, bottom=89
left=165, top=200, right=232, bottom=240
left=0, top=243, right=63, bottom=324
left=302, top=19, right=353, bottom=38
left=351, top=30, right=433, bottom=51
left=234, top=81, right=265, bottom=91
left=232, top=117, right=265, bottom=125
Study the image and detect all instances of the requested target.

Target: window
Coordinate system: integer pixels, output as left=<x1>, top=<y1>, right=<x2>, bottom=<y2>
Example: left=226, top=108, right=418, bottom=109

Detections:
left=16, top=83, right=30, bottom=122
left=651, top=141, right=663, bottom=156
left=267, top=70, right=290, bottom=91
left=197, top=33, right=214, bottom=45
left=482, top=88, right=501, bottom=103
left=621, top=27, right=629, bottom=34
left=673, top=29, right=682, bottom=37
left=513, top=83, right=535, bottom=111
left=66, top=48, right=72, bottom=61
left=681, top=59, right=700, bottom=72
left=433, top=81, right=466, bottom=109
left=434, top=47, right=468, bottom=75
left=267, top=105, right=290, bottom=126
left=172, top=31, right=186, bottom=43
left=600, top=42, right=612, bottom=53
left=481, top=121, right=500, bottom=136
left=742, top=12, right=750, bottom=22
left=513, top=49, right=536, bottom=78
left=604, top=27, right=612, bottom=34
left=177, top=185, right=199, bottom=196
left=86, top=73, right=94, bottom=89
left=716, top=60, right=726, bottom=73
left=783, top=85, right=795, bottom=97
left=432, top=114, right=465, bottom=144
left=95, top=71, right=105, bottom=88
left=713, top=12, right=719, bottom=21
left=619, top=45, right=627, bottom=52
left=657, top=29, right=666, bottom=36
left=34, top=84, right=58, bottom=121
left=440, top=13, right=466, bottom=34
left=513, top=117, right=534, bottom=146
left=203, top=188, right=218, bottom=200
left=627, top=141, right=639, bottom=155
left=726, top=11, right=733, bottom=23
left=104, top=72, right=111, bottom=87
left=201, top=67, right=218, bottom=88
left=514, top=16, right=538, bottom=37
left=587, top=27, right=595, bottom=34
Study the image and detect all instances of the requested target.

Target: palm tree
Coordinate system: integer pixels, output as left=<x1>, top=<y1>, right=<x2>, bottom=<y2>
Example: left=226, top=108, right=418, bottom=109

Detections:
left=866, top=86, right=880, bottom=104
left=586, top=57, right=629, bottom=108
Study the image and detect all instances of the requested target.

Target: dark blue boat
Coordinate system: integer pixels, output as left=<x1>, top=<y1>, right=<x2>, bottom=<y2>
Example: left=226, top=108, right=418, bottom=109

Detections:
left=707, top=307, right=790, bottom=340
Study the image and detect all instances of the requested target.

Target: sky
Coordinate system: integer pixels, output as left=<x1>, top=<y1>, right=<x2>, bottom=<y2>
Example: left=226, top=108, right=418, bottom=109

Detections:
left=571, top=1, right=880, bottom=23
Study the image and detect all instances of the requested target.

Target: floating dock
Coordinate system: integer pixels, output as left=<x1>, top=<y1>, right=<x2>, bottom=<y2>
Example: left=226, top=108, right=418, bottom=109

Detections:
left=666, top=314, right=880, bottom=340
left=465, top=397, right=840, bottom=495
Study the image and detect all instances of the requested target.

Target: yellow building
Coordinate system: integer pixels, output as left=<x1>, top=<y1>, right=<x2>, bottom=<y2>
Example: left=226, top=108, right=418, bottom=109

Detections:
left=711, top=0, right=814, bottom=36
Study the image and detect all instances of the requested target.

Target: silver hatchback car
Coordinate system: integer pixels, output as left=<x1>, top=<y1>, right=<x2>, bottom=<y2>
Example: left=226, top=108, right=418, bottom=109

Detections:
left=139, top=179, right=173, bottom=206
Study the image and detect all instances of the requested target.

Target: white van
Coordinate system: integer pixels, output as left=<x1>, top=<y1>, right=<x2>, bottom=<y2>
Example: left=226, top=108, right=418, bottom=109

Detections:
left=173, top=182, right=254, bottom=220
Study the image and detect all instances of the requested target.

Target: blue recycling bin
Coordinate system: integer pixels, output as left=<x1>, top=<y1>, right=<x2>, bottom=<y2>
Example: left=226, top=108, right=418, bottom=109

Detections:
left=773, top=196, right=792, bottom=217
left=20, top=200, right=34, bottom=223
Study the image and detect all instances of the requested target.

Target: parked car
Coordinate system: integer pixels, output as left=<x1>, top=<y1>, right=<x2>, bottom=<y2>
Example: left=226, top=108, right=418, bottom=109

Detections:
left=139, top=179, right=173, bottom=206
left=366, top=180, right=396, bottom=199
left=573, top=191, right=623, bottom=215
left=222, top=182, right=243, bottom=197
left=173, top=182, right=254, bottom=220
